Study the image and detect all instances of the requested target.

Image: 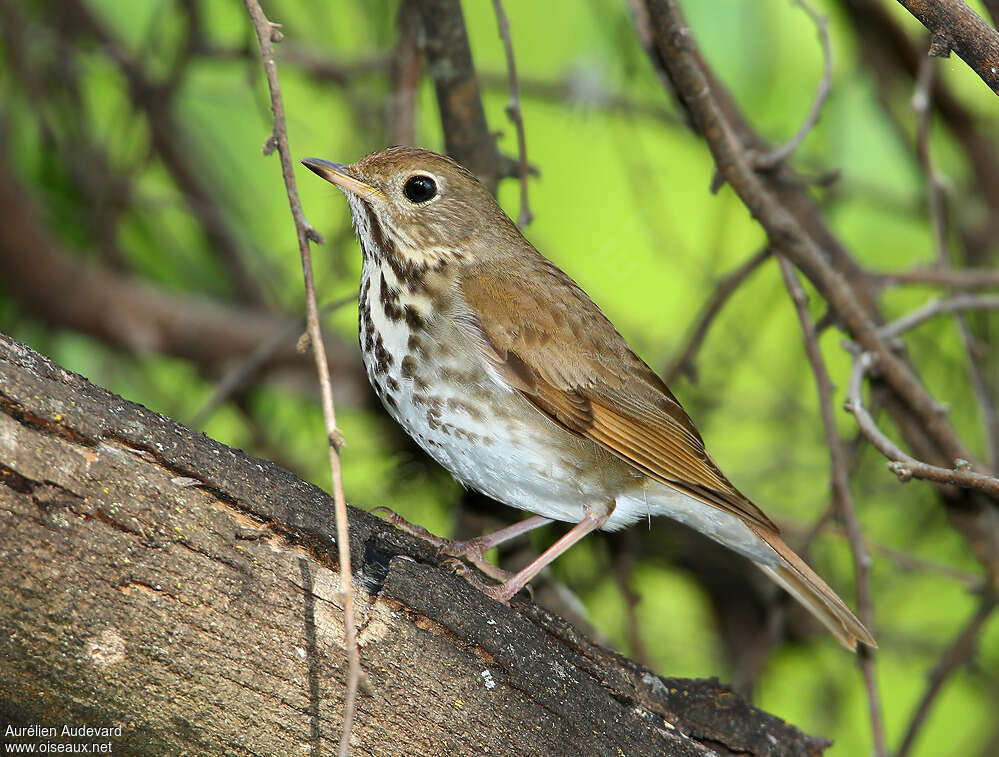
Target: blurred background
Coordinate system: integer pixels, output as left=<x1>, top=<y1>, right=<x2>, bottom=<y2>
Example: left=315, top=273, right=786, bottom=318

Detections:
left=1, top=0, right=997, bottom=754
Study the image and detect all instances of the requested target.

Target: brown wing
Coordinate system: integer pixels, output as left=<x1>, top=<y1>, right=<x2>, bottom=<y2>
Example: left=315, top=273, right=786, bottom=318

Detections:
left=457, top=256, right=776, bottom=531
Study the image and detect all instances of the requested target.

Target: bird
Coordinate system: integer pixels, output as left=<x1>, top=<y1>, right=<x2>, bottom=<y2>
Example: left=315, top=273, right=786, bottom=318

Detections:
left=302, top=146, right=875, bottom=650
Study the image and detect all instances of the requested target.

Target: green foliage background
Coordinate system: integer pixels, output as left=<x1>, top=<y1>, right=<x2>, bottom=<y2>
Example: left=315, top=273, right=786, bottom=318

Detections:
left=2, top=1, right=997, bottom=754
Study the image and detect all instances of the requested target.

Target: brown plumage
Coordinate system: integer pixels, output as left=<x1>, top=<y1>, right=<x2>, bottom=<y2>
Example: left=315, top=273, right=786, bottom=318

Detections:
left=302, top=146, right=876, bottom=650
left=460, top=261, right=775, bottom=531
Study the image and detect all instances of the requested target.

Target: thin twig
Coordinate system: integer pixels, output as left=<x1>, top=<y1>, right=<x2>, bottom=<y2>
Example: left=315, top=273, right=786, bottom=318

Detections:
left=491, top=0, right=533, bottom=227
left=876, top=294, right=999, bottom=340
left=845, top=351, right=999, bottom=496
left=757, top=0, right=833, bottom=169
left=643, top=0, right=977, bottom=469
left=664, top=247, right=771, bottom=384
left=778, top=258, right=885, bottom=756
left=895, top=593, right=998, bottom=757
left=242, top=4, right=360, bottom=755
left=640, top=0, right=999, bottom=576
left=869, top=266, right=999, bottom=290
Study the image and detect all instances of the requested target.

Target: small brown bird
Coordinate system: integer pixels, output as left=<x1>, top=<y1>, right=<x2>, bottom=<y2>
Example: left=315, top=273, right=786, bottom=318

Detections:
left=303, top=146, right=875, bottom=650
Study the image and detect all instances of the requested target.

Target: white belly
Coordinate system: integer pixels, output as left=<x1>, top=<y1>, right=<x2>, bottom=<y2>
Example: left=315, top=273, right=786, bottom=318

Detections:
left=360, top=261, right=620, bottom=525
left=359, top=261, right=774, bottom=563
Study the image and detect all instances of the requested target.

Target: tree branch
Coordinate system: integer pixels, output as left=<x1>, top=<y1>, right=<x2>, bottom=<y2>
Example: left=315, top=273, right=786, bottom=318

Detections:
left=757, top=0, right=833, bottom=169
left=894, top=0, right=999, bottom=94
left=846, top=352, right=999, bottom=496
left=640, top=0, right=999, bottom=577
left=870, top=266, right=999, bottom=290
left=0, top=334, right=833, bottom=756
left=876, top=294, right=999, bottom=340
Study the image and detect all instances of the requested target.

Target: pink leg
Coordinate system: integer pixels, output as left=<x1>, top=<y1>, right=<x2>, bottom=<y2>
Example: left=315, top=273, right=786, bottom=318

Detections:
left=459, top=514, right=553, bottom=553
left=483, top=503, right=614, bottom=603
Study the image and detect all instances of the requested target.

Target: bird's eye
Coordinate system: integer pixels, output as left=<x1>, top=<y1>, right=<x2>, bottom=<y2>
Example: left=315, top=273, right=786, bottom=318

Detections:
left=403, top=175, right=437, bottom=203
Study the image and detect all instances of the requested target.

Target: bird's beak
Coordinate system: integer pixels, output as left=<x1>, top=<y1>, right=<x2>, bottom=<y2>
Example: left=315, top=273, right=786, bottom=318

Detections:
left=301, top=158, right=387, bottom=199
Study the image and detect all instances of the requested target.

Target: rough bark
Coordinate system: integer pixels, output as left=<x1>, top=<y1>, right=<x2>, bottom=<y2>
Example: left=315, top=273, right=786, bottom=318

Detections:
left=894, top=0, right=999, bottom=94
left=0, top=335, right=830, bottom=755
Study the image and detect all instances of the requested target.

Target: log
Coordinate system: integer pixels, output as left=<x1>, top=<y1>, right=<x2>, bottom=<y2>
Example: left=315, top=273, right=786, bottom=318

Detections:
left=0, top=334, right=829, bottom=755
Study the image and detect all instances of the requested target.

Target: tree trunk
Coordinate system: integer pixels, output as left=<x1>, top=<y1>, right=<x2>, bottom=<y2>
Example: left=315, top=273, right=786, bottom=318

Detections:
left=0, top=334, right=828, bottom=756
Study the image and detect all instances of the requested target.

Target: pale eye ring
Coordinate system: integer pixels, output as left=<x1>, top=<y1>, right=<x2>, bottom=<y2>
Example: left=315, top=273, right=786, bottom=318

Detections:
left=403, top=174, right=437, bottom=203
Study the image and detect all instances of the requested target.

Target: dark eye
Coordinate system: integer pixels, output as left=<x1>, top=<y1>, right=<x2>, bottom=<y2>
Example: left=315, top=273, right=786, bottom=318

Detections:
left=403, top=175, right=437, bottom=203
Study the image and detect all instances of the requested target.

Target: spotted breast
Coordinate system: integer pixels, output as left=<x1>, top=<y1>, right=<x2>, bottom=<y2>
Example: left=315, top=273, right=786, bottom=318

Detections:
left=349, top=193, right=641, bottom=529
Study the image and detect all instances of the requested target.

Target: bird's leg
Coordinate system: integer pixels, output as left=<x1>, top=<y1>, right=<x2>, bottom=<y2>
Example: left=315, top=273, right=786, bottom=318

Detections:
left=371, top=507, right=552, bottom=581
left=482, top=502, right=614, bottom=603
left=453, top=514, right=553, bottom=561
left=371, top=506, right=445, bottom=544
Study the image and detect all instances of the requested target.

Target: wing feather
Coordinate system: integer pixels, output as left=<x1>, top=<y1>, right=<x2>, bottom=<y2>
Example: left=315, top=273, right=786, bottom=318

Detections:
left=458, top=261, right=776, bottom=531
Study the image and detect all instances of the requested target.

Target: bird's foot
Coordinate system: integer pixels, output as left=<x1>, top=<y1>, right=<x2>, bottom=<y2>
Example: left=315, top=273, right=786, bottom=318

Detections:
left=444, top=558, right=527, bottom=603
left=370, top=506, right=447, bottom=544
left=371, top=507, right=512, bottom=583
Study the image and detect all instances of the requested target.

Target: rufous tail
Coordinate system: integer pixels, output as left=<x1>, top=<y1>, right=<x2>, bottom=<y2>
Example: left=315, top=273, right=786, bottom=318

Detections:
left=750, top=525, right=877, bottom=651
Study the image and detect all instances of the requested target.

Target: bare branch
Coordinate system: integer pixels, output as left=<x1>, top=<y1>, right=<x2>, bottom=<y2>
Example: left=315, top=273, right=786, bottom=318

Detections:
left=491, top=0, right=533, bottom=227
left=642, top=0, right=972, bottom=465
left=839, top=0, right=999, bottom=255
left=778, top=258, right=885, bottom=756
left=894, top=0, right=999, bottom=93
left=664, top=247, right=771, bottom=384
left=896, top=593, right=998, bottom=757
left=869, top=266, right=999, bottom=290
left=640, top=0, right=999, bottom=584
left=242, top=4, right=360, bottom=754
left=876, top=294, right=999, bottom=340
left=757, top=0, right=833, bottom=169
left=845, top=352, right=999, bottom=496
